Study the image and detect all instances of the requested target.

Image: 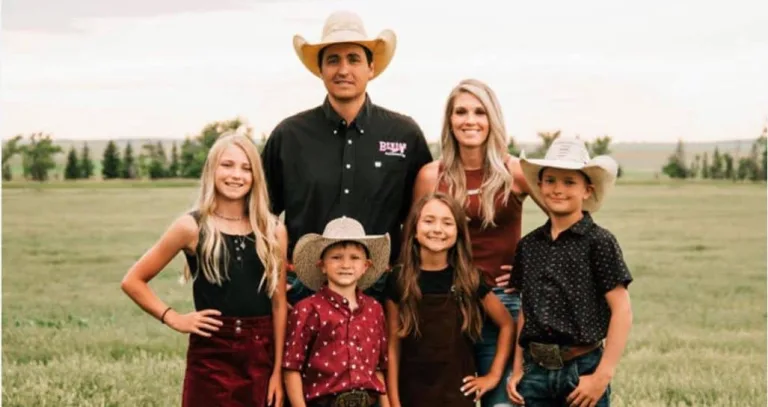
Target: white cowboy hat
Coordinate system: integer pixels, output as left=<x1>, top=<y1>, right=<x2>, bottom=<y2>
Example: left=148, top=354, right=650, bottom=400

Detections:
left=292, top=217, right=391, bottom=291
left=520, top=137, right=619, bottom=213
left=292, top=10, right=397, bottom=79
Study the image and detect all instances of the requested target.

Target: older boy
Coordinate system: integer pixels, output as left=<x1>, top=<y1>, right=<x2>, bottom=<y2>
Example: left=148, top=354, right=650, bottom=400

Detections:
left=506, top=137, right=633, bottom=407
left=283, top=217, right=391, bottom=407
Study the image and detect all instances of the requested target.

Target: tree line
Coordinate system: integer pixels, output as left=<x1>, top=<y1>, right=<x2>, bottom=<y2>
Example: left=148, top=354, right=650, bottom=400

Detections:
left=661, top=126, right=767, bottom=182
left=2, top=118, right=261, bottom=182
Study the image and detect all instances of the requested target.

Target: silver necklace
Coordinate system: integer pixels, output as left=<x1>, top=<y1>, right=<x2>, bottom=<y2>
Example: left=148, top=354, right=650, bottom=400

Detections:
left=214, top=212, right=244, bottom=221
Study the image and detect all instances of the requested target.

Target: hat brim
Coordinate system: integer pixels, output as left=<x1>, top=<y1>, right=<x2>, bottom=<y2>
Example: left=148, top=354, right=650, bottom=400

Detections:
left=292, top=29, right=397, bottom=79
left=520, top=155, right=618, bottom=213
left=291, top=233, right=391, bottom=292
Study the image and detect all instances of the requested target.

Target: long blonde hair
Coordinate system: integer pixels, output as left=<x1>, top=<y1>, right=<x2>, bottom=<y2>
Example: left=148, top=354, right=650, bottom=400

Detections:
left=183, top=132, right=282, bottom=297
left=437, top=78, right=513, bottom=229
left=396, top=192, right=483, bottom=342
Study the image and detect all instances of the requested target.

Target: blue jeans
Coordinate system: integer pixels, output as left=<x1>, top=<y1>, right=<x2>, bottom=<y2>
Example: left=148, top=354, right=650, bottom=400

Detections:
left=475, top=288, right=520, bottom=407
left=515, top=347, right=610, bottom=407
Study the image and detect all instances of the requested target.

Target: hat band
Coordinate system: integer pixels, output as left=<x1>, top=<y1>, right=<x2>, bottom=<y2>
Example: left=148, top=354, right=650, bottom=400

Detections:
left=318, top=29, right=379, bottom=46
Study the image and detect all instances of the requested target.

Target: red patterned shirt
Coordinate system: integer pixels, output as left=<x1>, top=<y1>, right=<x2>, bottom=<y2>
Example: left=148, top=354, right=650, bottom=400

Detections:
left=282, top=284, right=388, bottom=401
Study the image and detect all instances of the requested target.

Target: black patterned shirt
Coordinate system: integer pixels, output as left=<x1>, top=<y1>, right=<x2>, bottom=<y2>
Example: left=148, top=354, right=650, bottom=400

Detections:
left=510, top=212, right=633, bottom=347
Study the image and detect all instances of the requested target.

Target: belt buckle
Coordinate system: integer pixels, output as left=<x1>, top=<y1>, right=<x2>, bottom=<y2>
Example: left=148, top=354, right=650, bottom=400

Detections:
left=332, top=390, right=370, bottom=407
left=529, top=342, right=564, bottom=370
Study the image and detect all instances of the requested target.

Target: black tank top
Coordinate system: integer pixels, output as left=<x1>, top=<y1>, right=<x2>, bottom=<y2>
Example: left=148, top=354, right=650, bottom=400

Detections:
left=183, top=211, right=273, bottom=317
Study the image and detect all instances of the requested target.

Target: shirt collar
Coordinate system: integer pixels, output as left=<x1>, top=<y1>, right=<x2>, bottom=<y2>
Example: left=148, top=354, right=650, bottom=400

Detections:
left=537, top=211, right=594, bottom=240
left=321, top=93, right=373, bottom=133
left=318, top=283, right=366, bottom=314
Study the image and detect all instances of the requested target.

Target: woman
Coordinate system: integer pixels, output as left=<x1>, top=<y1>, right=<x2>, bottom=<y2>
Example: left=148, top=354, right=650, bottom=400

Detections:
left=412, top=78, right=546, bottom=407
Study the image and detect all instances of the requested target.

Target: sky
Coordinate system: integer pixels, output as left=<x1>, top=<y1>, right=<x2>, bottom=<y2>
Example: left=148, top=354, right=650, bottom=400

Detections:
left=1, top=0, right=767, bottom=144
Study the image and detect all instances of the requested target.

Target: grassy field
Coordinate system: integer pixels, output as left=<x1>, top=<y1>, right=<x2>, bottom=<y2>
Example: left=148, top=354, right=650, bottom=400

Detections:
left=2, top=182, right=766, bottom=406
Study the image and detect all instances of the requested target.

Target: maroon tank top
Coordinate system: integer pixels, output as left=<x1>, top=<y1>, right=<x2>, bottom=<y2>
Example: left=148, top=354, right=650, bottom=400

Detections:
left=437, top=164, right=523, bottom=286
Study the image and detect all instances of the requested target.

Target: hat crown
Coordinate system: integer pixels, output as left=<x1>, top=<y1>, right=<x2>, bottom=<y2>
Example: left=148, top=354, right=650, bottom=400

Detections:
left=322, top=217, right=367, bottom=239
left=543, top=138, right=591, bottom=164
left=322, top=11, right=367, bottom=39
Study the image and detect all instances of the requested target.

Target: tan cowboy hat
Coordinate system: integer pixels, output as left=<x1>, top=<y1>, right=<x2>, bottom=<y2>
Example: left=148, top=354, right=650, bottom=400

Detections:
left=520, top=137, right=619, bottom=213
left=292, top=10, right=397, bottom=79
left=292, top=217, right=391, bottom=291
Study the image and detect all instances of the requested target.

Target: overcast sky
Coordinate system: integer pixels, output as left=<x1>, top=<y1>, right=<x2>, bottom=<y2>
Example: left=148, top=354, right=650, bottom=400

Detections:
left=2, top=0, right=767, bottom=143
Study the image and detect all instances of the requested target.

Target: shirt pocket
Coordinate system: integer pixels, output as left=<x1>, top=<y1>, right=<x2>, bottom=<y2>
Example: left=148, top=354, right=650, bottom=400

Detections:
left=365, top=155, right=408, bottom=203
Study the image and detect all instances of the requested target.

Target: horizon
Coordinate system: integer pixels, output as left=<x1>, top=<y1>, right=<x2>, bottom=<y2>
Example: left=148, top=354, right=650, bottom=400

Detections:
left=2, top=0, right=767, bottom=144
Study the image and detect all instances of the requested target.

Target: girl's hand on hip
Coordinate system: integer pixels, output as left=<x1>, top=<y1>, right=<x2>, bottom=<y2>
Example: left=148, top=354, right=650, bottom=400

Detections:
left=461, top=373, right=500, bottom=402
left=165, top=309, right=223, bottom=337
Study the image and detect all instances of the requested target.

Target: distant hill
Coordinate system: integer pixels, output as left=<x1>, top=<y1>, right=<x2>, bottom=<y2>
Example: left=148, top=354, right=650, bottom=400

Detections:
left=516, top=139, right=754, bottom=174
left=3, top=137, right=758, bottom=180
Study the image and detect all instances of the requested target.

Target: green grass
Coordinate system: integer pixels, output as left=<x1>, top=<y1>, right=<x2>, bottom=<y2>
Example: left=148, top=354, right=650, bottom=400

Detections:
left=2, top=183, right=766, bottom=406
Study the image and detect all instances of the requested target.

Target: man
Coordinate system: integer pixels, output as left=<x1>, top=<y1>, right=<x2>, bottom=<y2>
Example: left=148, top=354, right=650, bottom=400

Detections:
left=261, top=10, right=433, bottom=305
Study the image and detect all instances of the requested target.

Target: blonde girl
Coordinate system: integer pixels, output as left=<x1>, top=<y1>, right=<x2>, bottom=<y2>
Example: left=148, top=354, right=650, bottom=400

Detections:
left=121, top=133, right=287, bottom=407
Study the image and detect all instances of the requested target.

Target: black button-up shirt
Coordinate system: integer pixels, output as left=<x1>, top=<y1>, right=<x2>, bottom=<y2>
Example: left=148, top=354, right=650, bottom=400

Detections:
left=510, top=212, right=633, bottom=347
left=261, top=94, right=433, bottom=265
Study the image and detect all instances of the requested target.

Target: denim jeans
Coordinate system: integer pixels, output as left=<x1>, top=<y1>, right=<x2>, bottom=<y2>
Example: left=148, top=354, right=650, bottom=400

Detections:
left=286, top=272, right=389, bottom=306
left=515, top=347, right=610, bottom=407
left=474, top=288, right=520, bottom=407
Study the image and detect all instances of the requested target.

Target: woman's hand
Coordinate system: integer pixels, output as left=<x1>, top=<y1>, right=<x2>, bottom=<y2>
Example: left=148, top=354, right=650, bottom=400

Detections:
left=495, top=265, right=517, bottom=294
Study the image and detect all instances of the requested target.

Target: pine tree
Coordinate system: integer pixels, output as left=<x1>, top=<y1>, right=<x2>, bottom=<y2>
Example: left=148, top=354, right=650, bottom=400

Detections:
left=723, top=153, right=734, bottom=180
left=168, top=142, right=180, bottom=177
left=121, top=142, right=136, bottom=179
left=710, top=147, right=723, bottom=179
left=64, top=146, right=80, bottom=179
left=101, top=140, right=121, bottom=179
left=79, top=143, right=95, bottom=179
left=702, top=152, right=710, bottom=179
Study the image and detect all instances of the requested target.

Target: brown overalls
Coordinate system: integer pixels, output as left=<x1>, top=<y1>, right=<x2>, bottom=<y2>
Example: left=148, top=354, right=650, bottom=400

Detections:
left=398, top=292, right=477, bottom=407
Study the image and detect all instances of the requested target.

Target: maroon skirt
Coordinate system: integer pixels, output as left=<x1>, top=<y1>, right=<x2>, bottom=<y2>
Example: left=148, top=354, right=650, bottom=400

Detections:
left=182, top=316, right=275, bottom=407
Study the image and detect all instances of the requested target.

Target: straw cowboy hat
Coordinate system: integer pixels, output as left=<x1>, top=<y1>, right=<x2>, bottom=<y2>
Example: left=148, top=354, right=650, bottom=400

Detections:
left=520, top=137, right=619, bottom=213
left=292, top=10, right=397, bottom=79
left=292, top=217, right=391, bottom=291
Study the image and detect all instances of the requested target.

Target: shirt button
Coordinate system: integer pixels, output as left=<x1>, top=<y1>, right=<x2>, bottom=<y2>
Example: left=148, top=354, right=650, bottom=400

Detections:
left=346, top=164, right=351, bottom=169
left=360, top=129, right=365, bottom=134
left=344, top=189, right=350, bottom=194
left=348, top=140, right=353, bottom=145
left=333, top=130, right=338, bottom=135
left=342, top=120, right=347, bottom=126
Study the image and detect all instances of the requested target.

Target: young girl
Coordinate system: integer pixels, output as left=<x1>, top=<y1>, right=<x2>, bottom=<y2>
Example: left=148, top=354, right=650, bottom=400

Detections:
left=121, top=133, right=288, bottom=407
left=384, top=192, right=513, bottom=407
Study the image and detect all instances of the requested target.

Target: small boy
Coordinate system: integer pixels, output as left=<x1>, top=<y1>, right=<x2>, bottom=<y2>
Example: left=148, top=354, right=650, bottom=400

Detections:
left=506, top=137, right=633, bottom=407
left=283, top=217, right=391, bottom=407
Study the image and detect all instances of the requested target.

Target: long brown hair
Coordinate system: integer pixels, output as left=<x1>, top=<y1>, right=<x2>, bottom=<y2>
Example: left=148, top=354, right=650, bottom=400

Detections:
left=396, top=192, right=483, bottom=341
